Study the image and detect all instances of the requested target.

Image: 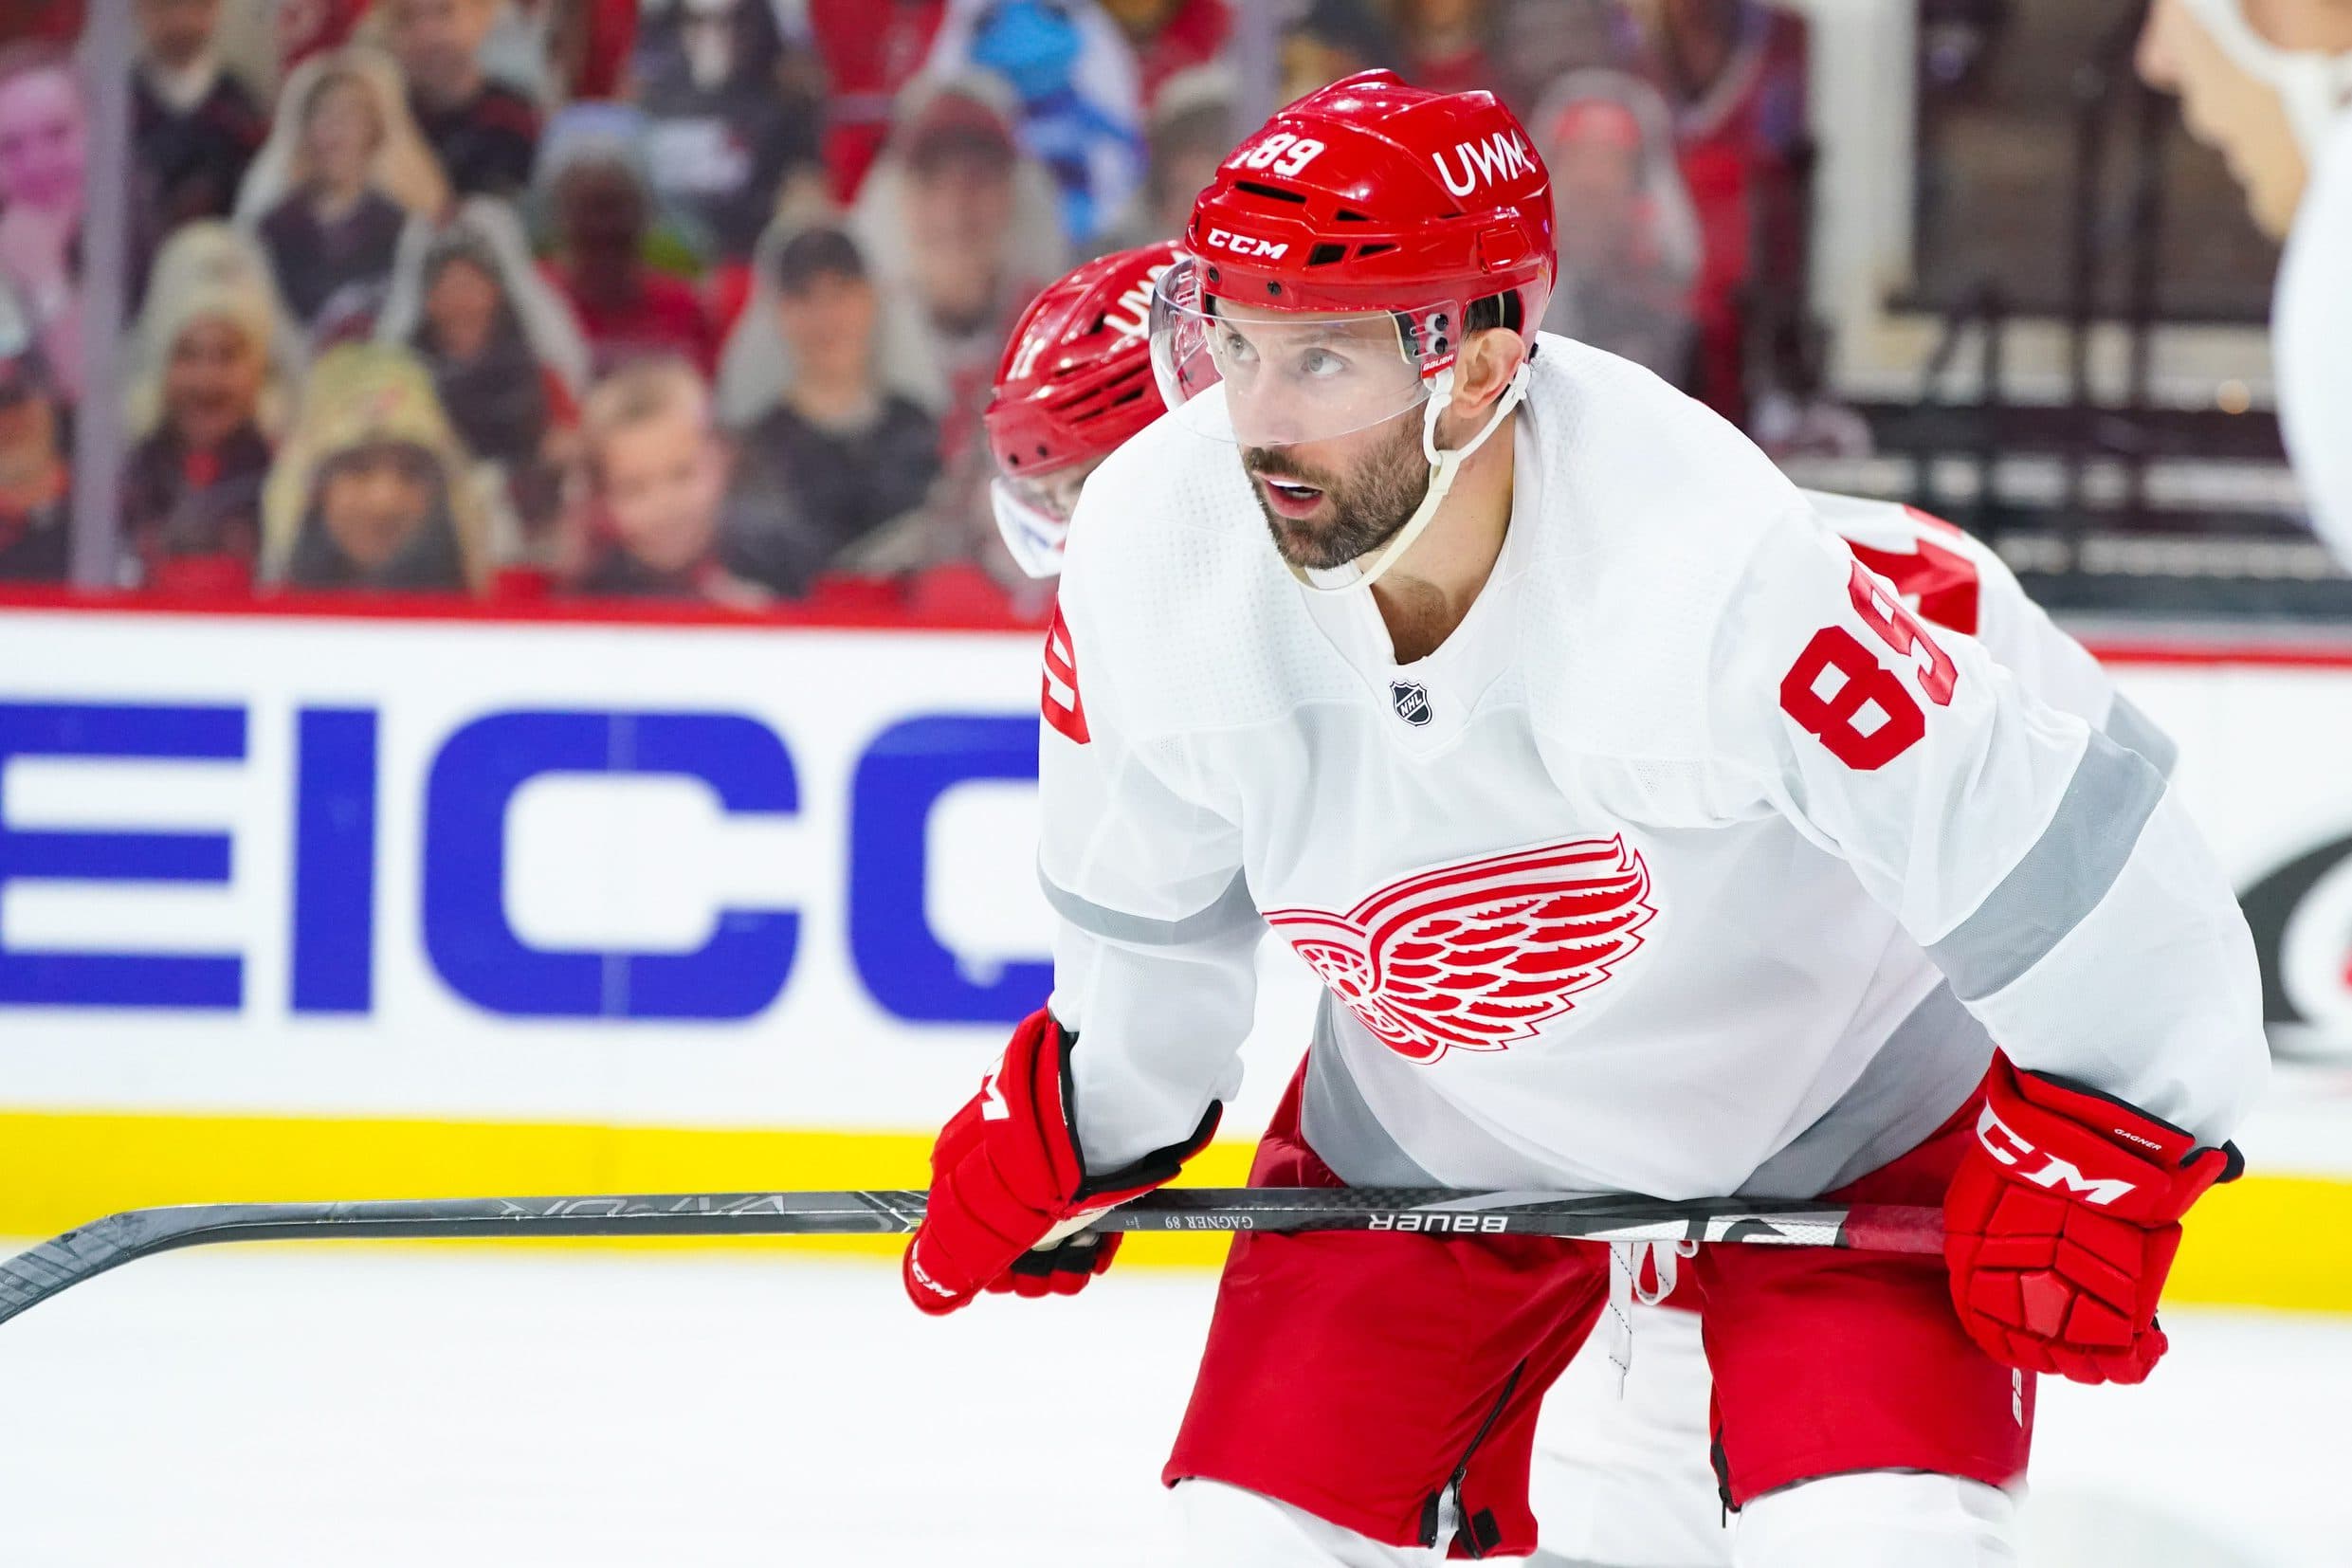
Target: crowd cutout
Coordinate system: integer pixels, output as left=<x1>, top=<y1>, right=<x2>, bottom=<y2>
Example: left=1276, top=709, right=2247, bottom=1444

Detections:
left=0, top=0, right=1823, bottom=608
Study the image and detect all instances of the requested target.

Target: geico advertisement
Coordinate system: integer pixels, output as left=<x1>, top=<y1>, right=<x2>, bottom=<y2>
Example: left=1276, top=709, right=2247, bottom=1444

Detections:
left=0, top=610, right=1112, bottom=1130
left=0, top=611, right=2347, bottom=1135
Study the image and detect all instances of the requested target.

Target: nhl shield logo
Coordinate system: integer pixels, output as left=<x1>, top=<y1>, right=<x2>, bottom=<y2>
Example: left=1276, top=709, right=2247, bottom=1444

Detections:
left=1390, top=681, right=1432, bottom=726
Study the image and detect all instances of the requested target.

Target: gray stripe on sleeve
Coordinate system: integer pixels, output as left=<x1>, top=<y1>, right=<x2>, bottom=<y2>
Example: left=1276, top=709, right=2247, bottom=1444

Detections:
left=2101, top=692, right=2178, bottom=780
left=1299, top=997, right=1445, bottom=1188
left=1925, top=730, right=2166, bottom=1001
left=1037, top=864, right=1257, bottom=947
left=1739, top=981, right=1992, bottom=1199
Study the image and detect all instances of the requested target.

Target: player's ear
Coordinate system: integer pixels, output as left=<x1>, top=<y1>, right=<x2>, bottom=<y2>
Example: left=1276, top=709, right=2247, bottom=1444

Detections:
left=1447, top=326, right=1526, bottom=418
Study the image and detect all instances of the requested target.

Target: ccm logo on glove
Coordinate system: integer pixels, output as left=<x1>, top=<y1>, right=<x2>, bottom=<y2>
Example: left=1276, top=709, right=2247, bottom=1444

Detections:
left=1973, top=1104, right=2138, bottom=1206
left=1943, top=1057, right=2240, bottom=1386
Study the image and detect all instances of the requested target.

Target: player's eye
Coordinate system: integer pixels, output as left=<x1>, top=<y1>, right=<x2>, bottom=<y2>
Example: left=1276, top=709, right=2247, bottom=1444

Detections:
left=1215, top=329, right=1256, bottom=367
left=1298, top=348, right=1348, bottom=379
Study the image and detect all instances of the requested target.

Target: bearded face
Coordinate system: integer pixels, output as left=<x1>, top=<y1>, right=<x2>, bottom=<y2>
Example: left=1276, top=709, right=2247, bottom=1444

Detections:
left=1157, top=289, right=1488, bottom=574
left=1241, top=404, right=1431, bottom=574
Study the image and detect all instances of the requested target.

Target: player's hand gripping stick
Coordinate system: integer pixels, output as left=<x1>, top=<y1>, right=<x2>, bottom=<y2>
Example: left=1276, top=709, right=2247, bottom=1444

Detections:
left=903, top=1007, right=1220, bottom=1316
left=1943, top=1057, right=2241, bottom=1385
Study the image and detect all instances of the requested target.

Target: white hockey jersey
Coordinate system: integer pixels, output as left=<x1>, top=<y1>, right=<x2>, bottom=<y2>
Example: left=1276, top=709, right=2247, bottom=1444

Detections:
left=1040, top=335, right=2267, bottom=1200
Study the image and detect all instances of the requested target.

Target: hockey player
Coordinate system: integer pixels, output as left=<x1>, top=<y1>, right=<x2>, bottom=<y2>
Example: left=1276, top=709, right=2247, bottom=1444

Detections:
left=920, top=74, right=2267, bottom=1565
left=984, top=240, right=1183, bottom=578
left=1529, top=490, right=2183, bottom=1568
left=982, top=237, right=2193, bottom=1568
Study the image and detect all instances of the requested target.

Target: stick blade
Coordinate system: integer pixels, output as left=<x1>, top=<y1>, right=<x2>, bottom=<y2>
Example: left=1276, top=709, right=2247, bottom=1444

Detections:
left=0, top=1211, right=181, bottom=1327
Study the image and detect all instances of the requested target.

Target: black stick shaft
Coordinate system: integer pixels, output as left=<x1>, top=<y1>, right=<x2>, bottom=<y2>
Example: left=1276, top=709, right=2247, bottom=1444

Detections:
left=0, top=1189, right=1942, bottom=1328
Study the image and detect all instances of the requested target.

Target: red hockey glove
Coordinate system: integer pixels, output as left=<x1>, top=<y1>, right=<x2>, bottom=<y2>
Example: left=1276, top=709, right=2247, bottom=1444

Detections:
left=1944, top=1057, right=2241, bottom=1385
left=903, top=1006, right=1219, bottom=1317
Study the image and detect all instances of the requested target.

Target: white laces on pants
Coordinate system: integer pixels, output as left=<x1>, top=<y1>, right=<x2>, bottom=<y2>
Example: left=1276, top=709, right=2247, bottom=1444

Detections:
left=1603, top=1237, right=1698, bottom=1395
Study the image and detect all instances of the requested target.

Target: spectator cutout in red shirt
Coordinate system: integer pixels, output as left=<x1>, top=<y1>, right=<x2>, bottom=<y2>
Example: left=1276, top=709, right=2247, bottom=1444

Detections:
left=536, top=105, right=720, bottom=377
left=1653, top=0, right=1812, bottom=423
left=1535, top=70, right=1703, bottom=388
left=801, top=0, right=948, bottom=200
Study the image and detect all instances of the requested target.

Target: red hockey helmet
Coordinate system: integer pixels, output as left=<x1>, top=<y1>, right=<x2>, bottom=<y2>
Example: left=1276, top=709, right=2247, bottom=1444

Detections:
left=1150, top=71, right=1555, bottom=449
left=987, top=241, right=1179, bottom=480
left=984, top=241, right=1180, bottom=575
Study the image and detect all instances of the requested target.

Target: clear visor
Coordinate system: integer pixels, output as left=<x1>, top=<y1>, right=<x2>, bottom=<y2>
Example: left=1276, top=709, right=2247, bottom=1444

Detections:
left=1148, top=256, right=1459, bottom=447
left=990, top=474, right=1073, bottom=579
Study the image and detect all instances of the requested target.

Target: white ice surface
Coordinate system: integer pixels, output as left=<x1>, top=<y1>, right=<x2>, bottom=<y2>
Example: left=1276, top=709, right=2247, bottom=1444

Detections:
left=0, top=1247, right=2343, bottom=1567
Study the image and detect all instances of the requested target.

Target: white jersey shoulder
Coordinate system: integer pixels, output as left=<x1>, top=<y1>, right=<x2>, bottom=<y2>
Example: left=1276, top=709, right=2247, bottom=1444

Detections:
left=1506, top=337, right=1817, bottom=766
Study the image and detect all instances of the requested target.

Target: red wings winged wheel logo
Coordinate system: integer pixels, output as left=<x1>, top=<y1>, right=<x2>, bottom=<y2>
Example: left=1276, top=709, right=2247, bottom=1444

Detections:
left=1264, top=837, right=1656, bottom=1066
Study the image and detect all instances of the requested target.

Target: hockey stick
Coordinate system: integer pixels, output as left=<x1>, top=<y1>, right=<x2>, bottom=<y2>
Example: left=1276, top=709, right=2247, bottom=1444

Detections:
left=0, top=1188, right=1942, bottom=1329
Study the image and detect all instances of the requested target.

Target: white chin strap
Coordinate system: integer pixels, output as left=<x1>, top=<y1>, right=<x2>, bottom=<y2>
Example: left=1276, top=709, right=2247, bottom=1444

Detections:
left=2182, top=0, right=2352, bottom=157
left=1286, top=360, right=1532, bottom=594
